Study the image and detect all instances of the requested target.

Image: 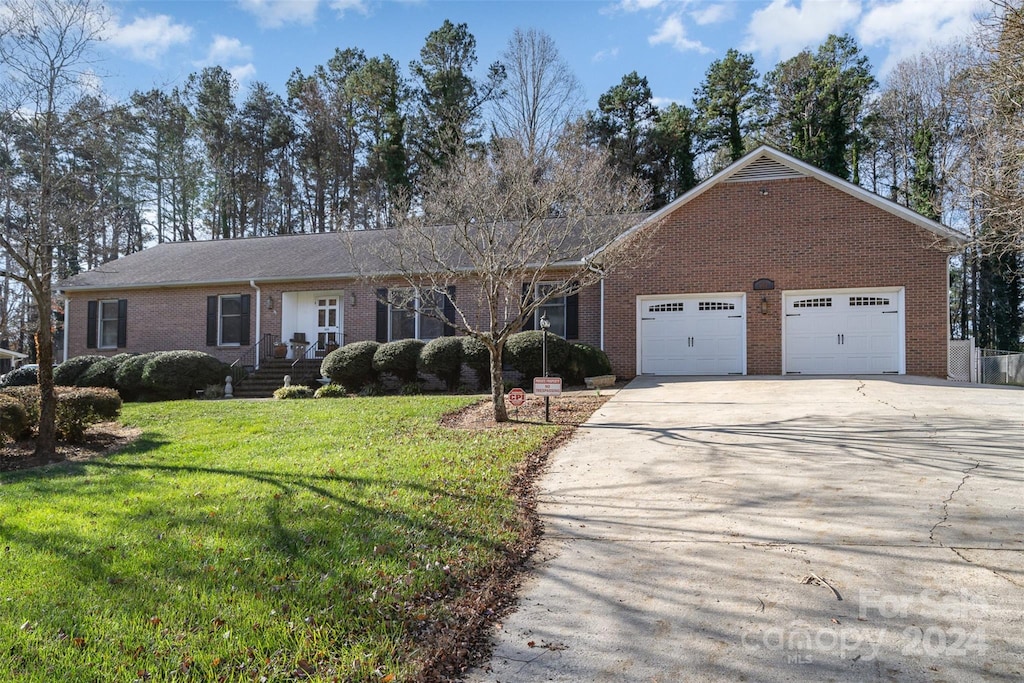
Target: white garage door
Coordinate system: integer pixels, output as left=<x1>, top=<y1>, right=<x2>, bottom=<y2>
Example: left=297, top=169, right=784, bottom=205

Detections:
left=784, top=289, right=902, bottom=374
left=639, top=294, right=745, bottom=375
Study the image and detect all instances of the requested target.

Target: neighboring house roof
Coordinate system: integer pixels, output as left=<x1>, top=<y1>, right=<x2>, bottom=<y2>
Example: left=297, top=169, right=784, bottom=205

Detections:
left=59, top=214, right=652, bottom=292
left=0, top=347, right=28, bottom=361
left=592, top=145, right=967, bottom=261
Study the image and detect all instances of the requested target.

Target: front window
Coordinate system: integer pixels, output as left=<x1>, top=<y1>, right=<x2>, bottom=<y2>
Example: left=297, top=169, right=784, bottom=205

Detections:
left=98, top=300, right=119, bottom=349
left=389, top=288, right=444, bottom=341
left=535, top=283, right=567, bottom=338
left=220, top=295, right=242, bottom=345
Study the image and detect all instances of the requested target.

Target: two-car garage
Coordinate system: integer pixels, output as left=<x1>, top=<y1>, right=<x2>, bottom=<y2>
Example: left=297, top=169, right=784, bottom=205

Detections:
left=637, top=288, right=904, bottom=376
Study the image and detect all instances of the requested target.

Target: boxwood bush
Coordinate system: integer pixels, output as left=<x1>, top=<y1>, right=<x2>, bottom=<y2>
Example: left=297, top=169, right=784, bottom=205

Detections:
left=0, top=394, right=30, bottom=440
left=505, top=330, right=571, bottom=384
left=0, top=386, right=121, bottom=442
left=114, top=352, right=164, bottom=401
left=141, top=351, right=228, bottom=400
left=373, top=339, right=425, bottom=384
left=0, top=386, right=41, bottom=426
left=320, top=341, right=379, bottom=392
left=461, top=336, right=491, bottom=390
left=53, top=355, right=107, bottom=386
left=76, top=353, right=137, bottom=388
left=313, top=383, right=347, bottom=399
left=419, top=336, right=464, bottom=391
left=564, top=343, right=613, bottom=385
left=273, top=385, right=314, bottom=399
left=0, top=364, right=37, bottom=388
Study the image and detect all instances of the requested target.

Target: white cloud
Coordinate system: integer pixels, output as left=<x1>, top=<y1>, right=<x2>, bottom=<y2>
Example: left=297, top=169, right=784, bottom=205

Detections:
left=651, top=96, right=685, bottom=108
left=229, top=63, right=257, bottom=83
left=743, top=0, right=861, bottom=60
left=649, top=13, right=711, bottom=53
left=202, top=35, right=253, bottom=65
left=691, top=3, right=733, bottom=26
left=330, top=0, right=369, bottom=17
left=592, top=46, right=621, bottom=62
left=105, top=14, right=192, bottom=62
left=237, top=0, right=319, bottom=28
left=618, top=0, right=668, bottom=11
left=858, top=0, right=986, bottom=74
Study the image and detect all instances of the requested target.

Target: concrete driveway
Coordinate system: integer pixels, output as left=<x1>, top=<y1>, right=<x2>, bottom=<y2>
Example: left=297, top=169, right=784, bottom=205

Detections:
left=468, top=377, right=1024, bottom=682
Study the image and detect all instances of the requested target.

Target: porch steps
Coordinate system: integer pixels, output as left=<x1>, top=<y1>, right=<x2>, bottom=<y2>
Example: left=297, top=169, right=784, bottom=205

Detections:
left=232, top=358, right=324, bottom=398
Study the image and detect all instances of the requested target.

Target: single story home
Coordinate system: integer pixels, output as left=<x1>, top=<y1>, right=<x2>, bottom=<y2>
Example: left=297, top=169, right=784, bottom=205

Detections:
left=59, top=146, right=963, bottom=382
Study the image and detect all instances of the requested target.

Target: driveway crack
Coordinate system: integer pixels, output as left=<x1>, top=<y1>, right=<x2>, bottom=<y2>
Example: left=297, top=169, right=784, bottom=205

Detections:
left=929, top=460, right=981, bottom=544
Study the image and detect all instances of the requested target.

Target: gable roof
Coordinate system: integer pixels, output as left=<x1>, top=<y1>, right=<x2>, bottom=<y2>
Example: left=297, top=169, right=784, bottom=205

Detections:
left=594, top=145, right=966, bottom=260
left=59, top=213, right=652, bottom=292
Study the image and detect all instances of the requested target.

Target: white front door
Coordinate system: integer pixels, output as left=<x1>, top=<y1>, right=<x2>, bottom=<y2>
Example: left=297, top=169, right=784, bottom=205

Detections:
left=638, top=294, right=746, bottom=375
left=784, top=289, right=902, bottom=374
left=281, top=291, right=344, bottom=358
left=315, top=295, right=341, bottom=355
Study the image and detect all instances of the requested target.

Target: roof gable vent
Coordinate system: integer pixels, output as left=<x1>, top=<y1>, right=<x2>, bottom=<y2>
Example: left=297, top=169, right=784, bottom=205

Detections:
left=726, top=155, right=806, bottom=183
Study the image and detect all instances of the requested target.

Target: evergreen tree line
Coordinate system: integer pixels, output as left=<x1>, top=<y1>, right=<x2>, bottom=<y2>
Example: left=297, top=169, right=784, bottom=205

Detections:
left=2, top=7, right=1021, bottom=355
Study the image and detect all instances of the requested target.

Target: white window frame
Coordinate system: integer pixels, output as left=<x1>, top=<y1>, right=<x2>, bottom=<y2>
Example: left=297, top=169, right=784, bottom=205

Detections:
left=219, top=294, right=243, bottom=347
left=98, top=299, right=119, bottom=350
left=534, top=282, right=568, bottom=338
left=388, top=288, right=444, bottom=341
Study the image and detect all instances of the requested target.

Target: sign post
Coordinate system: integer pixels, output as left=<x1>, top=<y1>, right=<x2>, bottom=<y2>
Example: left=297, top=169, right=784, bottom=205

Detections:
left=533, top=377, right=562, bottom=422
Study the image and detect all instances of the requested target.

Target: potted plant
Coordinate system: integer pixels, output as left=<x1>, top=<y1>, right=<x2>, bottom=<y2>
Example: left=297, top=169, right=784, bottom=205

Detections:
left=273, top=340, right=288, bottom=358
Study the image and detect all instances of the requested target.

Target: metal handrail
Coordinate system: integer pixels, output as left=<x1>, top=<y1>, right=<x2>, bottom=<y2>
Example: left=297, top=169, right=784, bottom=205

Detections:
left=229, top=333, right=275, bottom=383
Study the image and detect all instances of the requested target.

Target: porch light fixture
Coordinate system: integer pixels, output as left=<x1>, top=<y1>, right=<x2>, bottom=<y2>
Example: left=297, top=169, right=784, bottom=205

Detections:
left=267, top=295, right=274, bottom=310
left=760, top=295, right=769, bottom=315
left=759, top=187, right=769, bottom=196
left=349, top=292, right=356, bottom=307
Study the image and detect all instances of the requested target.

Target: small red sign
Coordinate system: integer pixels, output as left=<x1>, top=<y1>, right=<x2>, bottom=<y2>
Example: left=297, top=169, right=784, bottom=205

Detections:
left=507, top=387, right=526, bottom=406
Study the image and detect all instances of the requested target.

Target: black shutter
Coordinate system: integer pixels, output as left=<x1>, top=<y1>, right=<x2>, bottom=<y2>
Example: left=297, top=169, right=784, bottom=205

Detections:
left=206, top=296, right=218, bottom=346
left=443, top=286, right=456, bottom=336
left=86, top=300, right=98, bottom=349
left=239, top=294, right=251, bottom=345
left=116, top=299, right=128, bottom=348
left=375, top=288, right=388, bottom=342
left=566, top=292, right=579, bottom=340
left=521, top=284, right=535, bottom=331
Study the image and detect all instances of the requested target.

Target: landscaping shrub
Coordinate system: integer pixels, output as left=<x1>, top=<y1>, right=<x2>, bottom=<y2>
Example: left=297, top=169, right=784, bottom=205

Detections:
left=76, top=353, right=137, bottom=388
left=564, top=343, right=613, bottom=385
left=141, top=351, right=228, bottom=400
left=419, top=336, right=464, bottom=391
left=320, top=341, right=379, bottom=392
left=373, top=339, right=425, bottom=384
left=53, top=355, right=106, bottom=386
left=0, top=394, right=30, bottom=440
left=273, top=385, right=314, bottom=399
left=0, top=364, right=37, bottom=388
left=313, top=384, right=347, bottom=399
left=461, top=336, right=491, bottom=390
left=505, top=330, right=571, bottom=384
left=114, top=352, right=164, bottom=401
left=55, top=387, right=122, bottom=442
left=0, top=386, right=121, bottom=442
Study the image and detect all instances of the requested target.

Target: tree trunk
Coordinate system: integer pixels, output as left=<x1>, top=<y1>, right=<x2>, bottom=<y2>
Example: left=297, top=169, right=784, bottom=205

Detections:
left=489, top=347, right=508, bottom=423
left=35, top=266, right=57, bottom=458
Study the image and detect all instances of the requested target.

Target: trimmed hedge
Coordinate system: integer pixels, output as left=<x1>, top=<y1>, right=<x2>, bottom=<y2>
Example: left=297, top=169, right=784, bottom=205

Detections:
left=76, top=353, right=138, bottom=388
left=273, top=385, right=314, bottom=399
left=141, top=351, right=228, bottom=400
left=461, top=336, right=491, bottom=390
left=0, top=394, right=30, bottom=440
left=419, top=336, right=464, bottom=391
left=564, top=343, right=613, bottom=385
left=313, top=384, right=347, bottom=399
left=505, top=330, right=571, bottom=384
left=321, top=341, right=380, bottom=392
left=114, top=352, right=164, bottom=401
left=53, top=355, right=107, bottom=386
left=1, top=365, right=37, bottom=388
left=0, top=386, right=122, bottom=443
left=373, top=339, right=426, bottom=384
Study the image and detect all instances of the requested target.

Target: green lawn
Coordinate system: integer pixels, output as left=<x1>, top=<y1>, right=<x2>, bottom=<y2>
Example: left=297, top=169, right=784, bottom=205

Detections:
left=0, top=397, right=555, bottom=682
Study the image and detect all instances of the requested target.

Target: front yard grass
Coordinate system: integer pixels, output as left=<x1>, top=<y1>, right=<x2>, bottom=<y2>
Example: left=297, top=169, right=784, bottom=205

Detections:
left=0, top=396, right=557, bottom=682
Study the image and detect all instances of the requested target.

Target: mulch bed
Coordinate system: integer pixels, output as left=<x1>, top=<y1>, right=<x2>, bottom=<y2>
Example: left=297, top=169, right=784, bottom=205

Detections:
left=0, top=422, right=142, bottom=473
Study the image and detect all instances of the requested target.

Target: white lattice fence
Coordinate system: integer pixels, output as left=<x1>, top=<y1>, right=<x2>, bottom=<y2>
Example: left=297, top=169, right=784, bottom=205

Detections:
left=948, top=339, right=976, bottom=382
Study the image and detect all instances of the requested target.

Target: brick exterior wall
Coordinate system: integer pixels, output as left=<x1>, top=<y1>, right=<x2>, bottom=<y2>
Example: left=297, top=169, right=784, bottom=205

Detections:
left=63, top=176, right=951, bottom=379
left=602, top=177, right=951, bottom=378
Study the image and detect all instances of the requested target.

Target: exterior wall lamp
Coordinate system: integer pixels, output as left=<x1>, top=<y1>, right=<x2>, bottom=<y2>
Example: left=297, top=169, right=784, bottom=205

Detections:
left=760, top=295, right=769, bottom=315
left=267, top=295, right=274, bottom=311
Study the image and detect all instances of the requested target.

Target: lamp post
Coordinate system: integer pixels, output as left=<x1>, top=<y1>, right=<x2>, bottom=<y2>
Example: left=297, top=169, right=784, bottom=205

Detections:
left=540, top=312, right=551, bottom=423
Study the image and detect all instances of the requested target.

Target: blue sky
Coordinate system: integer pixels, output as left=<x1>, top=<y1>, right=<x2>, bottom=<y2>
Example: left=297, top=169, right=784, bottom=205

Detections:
left=98, top=0, right=987, bottom=109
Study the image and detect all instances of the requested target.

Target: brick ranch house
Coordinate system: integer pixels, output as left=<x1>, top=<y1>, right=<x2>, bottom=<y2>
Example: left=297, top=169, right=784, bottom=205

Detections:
left=59, top=146, right=964, bottom=383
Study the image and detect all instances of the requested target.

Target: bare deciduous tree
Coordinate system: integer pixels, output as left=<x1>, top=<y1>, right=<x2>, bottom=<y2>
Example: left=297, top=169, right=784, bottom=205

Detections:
left=364, top=128, right=648, bottom=422
left=491, top=28, right=583, bottom=157
left=0, top=0, right=107, bottom=455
